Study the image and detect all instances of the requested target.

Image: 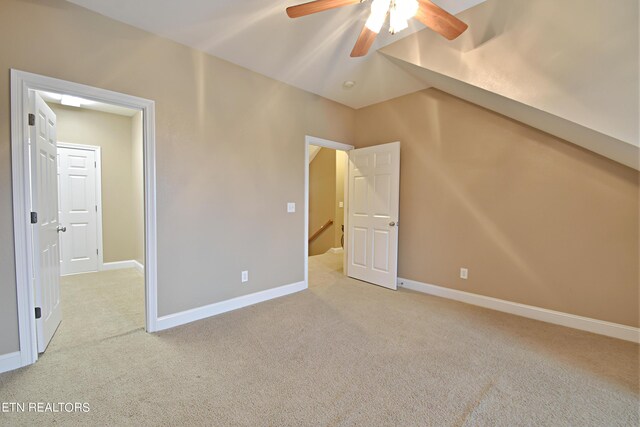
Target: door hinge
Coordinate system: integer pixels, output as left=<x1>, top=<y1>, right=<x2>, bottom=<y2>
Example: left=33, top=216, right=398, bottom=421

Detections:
left=96, top=249, right=99, bottom=255
left=30, top=212, right=37, bottom=224
left=28, top=113, right=35, bottom=126
left=94, top=161, right=96, bottom=168
left=95, top=205, right=97, bottom=212
left=35, top=307, right=41, bottom=319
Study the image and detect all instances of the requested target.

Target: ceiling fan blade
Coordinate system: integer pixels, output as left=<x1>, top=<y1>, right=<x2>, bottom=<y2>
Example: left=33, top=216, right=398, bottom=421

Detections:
left=415, top=0, right=468, bottom=40
left=351, top=24, right=378, bottom=57
left=286, top=0, right=362, bottom=18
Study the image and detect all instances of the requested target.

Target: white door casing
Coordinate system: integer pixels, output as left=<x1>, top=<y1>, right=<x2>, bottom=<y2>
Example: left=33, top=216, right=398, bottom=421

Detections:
left=31, top=92, right=62, bottom=352
left=347, top=141, right=400, bottom=290
left=57, top=146, right=99, bottom=275
left=11, top=70, right=158, bottom=370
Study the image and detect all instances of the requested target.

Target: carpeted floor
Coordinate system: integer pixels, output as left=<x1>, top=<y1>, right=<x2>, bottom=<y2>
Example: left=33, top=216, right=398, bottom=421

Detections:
left=45, top=268, right=145, bottom=354
left=0, top=253, right=638, bottom=426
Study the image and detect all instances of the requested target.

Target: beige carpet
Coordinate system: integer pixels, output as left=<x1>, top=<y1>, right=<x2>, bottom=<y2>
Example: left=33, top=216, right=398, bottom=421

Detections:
left=46, top=268, right=145, bottom=354
left=0, top=253, right=637, bottom=426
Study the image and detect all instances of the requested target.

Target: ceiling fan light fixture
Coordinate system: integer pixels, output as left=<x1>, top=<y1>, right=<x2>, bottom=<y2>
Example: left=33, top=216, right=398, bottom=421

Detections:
left=395, top=0, right=419, bottom=21
left=285, top=0, right=469, bottom=58
left=389, top=5, right=408, bottom=34
left=365, top=0, right=391, bottom=33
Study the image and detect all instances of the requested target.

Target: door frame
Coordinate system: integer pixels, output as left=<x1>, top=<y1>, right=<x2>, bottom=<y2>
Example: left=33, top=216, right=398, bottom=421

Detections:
left=304, top=136, right=354, bottom=287
left=10, top=69, right=159, bottom=369
left=57, top=142, right=104, bottom=274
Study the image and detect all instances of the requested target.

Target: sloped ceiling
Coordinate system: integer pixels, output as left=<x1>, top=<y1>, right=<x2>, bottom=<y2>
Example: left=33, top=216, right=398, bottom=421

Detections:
left=66, top=0, right=638, bottom=168
left=66, top=0, right=485, bottom=109
left=381, top=0, right=639, bottom=169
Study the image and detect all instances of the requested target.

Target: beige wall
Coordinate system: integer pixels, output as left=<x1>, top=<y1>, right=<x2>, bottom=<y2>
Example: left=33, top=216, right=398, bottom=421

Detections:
left=0, top=0, right=355, bottom=356
left=355, top=88, right=639, bottom=327
left=131, top=111, right=144, bottom=266
left=309, top=148, right=336, bottom=256
left=50, top=103, right=142, bottom=263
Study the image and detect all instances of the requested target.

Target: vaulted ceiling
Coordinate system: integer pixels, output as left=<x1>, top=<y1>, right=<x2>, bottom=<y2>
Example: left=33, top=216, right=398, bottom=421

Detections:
left=67, top=0, right=638, bottom=169
left=67, top=0, right=485, bottom=108
left=380, top=0, right=639, bottom=169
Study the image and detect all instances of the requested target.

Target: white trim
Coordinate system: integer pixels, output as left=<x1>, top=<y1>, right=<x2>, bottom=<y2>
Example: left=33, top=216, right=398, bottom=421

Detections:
left=305, top=136, right=354, bottom=151
left=398, top=278, right=640, bottom=343
left=56, top=142, right=100, bottom=151
left=57, top=142, right=104, bottom=273
left=102, top=260, right=144, bottom=273
left=133, top=260, right=144, bottom=274
left=102, top=260, right=137, bottom=271
left=10, top=71, right=36, bottom=368
left=156, top=281, right=306, bottom=331
left=304, top=135, right=354, bottom=288
left=342, top=151, right=349, bottom=276
left=326, top=247, right=344, bottom=254
left=0, top=352, right=23, bottom=375
left=10, top=69, right=159, bottom=372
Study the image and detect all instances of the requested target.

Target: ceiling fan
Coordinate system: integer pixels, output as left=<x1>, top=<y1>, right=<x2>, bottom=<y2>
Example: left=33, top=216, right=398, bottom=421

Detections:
left=286, top=0, right=469, bottom=57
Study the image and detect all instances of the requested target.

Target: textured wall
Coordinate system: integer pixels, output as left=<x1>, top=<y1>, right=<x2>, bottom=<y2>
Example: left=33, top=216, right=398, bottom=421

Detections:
left=355, top=89, right=639, bottom=327
left=309, top=148, right=336, bottom=256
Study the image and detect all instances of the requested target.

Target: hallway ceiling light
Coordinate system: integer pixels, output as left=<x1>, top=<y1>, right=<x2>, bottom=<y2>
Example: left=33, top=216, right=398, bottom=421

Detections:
left=42, top=91, right=63, bottom=101
left=60, top=95, right=84, bottom=107
left=60, top=95, right=97, bottom=108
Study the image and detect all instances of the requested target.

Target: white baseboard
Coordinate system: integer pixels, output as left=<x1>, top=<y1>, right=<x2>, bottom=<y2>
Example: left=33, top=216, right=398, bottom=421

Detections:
left=132, top=260, right=144, bottom=274
left=0, top=351, right=22, bottom=374
left=398, top=278, right=640, bottom=344
left=326, top=247, right=344, bottom=254
left=102, top=260, right=144, bottom=272
left=156, top=280, right=307, bottom=331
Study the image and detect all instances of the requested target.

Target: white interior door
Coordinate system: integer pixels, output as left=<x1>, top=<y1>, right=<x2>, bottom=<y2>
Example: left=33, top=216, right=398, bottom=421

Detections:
left=57, top=146, right=99, bottom=275
left=347, top=142, right=400, bottom=290
left=31, top=92, right=62, bottom=352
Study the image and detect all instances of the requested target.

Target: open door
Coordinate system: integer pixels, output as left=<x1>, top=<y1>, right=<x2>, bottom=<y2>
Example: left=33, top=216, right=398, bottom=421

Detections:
left=31, top=92, right=62, bottom=352
left=347, top=142, right=400, bottom=289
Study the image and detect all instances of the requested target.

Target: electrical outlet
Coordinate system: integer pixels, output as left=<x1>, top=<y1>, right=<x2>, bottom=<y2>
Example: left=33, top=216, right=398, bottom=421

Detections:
left=460, top=268, right=468, bottom=280
left=338, top=201, right=344, bottom=208
left=287, top=202, right=296, bottom=213
left=241, top=270, right=249, bottom=283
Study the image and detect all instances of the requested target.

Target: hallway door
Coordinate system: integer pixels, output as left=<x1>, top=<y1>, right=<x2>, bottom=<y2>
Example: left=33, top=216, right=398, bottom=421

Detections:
left=57, top=145, right=99, bottom=275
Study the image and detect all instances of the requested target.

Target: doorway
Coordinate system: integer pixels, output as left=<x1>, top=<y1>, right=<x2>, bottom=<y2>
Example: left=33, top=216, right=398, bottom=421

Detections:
left=304, top=136, right=353, bottom=287
left=304, top=136, right=402, bottom=291
left=308, top=145, right=347, bottom=257
left=37, top=94, right=145, bottom=354
left=10, top=70, right=158, bottom=369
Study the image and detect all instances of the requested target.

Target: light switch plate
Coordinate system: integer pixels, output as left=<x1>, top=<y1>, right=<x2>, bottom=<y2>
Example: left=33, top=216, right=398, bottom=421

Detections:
left=241, top=270, right=249, bottom=283
left=287, top=202, right=296, bottom=213
left=339, top=201, right=344, bottom=208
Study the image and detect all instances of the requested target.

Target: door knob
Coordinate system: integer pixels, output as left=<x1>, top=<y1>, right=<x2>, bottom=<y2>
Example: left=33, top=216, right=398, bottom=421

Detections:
left=57, top=225, right=67, bottom=233
left=389, top=221, right=396, bottom=227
